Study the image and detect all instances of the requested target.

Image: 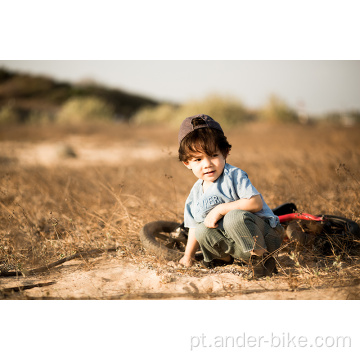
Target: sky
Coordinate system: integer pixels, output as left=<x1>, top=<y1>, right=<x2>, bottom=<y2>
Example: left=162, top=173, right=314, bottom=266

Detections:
left=1, top=60, right=359, bottom=116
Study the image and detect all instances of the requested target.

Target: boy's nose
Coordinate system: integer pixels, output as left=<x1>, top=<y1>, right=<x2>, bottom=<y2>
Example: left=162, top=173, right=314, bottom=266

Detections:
left=203, top=157, right=212, bottom=166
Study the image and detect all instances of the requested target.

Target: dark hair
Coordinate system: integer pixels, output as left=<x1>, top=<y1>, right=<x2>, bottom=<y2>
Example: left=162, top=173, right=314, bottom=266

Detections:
left=178, top=127, right=232, bottom=162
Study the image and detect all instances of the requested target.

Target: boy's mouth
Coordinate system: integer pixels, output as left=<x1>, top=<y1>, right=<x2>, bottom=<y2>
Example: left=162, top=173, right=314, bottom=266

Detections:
left=204, top=170, right=215, bottom=176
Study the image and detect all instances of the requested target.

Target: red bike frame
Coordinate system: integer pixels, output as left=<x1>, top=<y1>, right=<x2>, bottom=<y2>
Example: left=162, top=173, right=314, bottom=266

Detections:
left=278, top=213, right=323, bottom=223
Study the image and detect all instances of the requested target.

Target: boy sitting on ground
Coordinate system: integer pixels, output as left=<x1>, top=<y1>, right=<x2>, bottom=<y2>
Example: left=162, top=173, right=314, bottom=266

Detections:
left=178, top=114, right=284, bottom=278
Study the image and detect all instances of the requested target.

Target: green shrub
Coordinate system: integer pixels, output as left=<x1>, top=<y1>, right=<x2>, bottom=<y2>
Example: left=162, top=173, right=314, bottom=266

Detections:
left=132, top=95, right=250, bottom=128
left=176, top=95, right=249, bottom=128
left=132, top=103, right=176, bottom=125
left=260, top=95, right=298, bottom=124
left=27, top=110, right=54, bottom=125
left=0, top=103, right=20, bottom=125
left=56, top=96, right=115, bottom=124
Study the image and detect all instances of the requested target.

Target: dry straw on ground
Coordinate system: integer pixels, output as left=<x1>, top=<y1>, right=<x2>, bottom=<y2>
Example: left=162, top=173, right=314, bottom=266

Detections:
left=0, top=122, right=359, bottom=299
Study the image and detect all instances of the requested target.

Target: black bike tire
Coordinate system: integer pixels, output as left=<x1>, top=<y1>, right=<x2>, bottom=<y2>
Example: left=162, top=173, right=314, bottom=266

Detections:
left=140, top=221, right=185, bottom=261
left=139, top=220, right=202, bottom=261
left=318, top=214, right=360, bottom=237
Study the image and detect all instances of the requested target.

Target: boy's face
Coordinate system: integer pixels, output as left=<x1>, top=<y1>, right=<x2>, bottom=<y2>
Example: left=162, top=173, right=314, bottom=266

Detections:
left=183, top=149, right=227, bottom=185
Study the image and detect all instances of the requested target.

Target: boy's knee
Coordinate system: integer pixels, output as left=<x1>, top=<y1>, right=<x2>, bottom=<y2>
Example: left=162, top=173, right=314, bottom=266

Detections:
left=195, top=223, right=212, bottom=245
left=223, top=209, right=253, bottom=227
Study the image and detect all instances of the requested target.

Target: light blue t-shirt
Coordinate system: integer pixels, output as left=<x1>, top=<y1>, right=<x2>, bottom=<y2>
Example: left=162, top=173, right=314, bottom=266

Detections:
left=184, top=163, right=279, bottom=229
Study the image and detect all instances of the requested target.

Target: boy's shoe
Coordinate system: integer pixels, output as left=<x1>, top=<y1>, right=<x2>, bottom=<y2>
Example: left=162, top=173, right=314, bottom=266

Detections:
left=202, top=256, right=234, bottom=269
left=250, top=254, right=277, bottom=279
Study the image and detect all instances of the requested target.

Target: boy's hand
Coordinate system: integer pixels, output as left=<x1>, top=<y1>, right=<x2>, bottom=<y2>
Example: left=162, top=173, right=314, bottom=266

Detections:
left=179, top=228, right=198, bottom=267
left=179, top=254, right=194, bottom=267
left=204, top=205, right=225, bottom=228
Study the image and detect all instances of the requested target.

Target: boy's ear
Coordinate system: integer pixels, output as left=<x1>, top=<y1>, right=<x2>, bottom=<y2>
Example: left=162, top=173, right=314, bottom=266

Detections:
left=183, top=161, right=192, bottom=170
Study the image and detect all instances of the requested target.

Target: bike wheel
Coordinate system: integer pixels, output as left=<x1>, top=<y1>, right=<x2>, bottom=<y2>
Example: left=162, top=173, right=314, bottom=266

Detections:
left=319, top=214, right=360, bottom=237
left=285, top=214, right=360, bottom=255
left=139, top=221, right=203, bottom=261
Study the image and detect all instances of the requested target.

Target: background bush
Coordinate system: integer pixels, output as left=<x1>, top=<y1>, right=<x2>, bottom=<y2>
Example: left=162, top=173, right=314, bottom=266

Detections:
left=259, top=95, right=299, bottom=124
left=56, top=96, right=115, bottom=124
left=131, top=103, right=176, bottom=125
left=0, top=103, right=21, bottom=125
left=132, top=95, right=252, bottom=128
left=27, top=110, right=54, bottom=125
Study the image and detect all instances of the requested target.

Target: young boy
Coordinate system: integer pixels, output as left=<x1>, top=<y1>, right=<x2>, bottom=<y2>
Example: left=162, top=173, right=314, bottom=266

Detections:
left=178, top=114, right=284, bottom=278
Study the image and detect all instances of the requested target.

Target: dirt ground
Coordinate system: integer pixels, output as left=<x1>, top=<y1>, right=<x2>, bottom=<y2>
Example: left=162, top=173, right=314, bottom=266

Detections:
left=1, top=123, right=360, bottom=300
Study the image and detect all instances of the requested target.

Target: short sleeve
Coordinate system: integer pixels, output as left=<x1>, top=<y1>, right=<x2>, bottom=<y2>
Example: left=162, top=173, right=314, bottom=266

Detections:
left=183, top=184, right=200, bottom=229
left=234, top=169, right=260, bottom=199
left=184, top=198, right=198, bottom=229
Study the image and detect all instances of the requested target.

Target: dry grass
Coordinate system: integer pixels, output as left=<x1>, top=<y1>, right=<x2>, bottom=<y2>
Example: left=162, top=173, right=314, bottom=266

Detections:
left=1, top=122, right=360, bottom=299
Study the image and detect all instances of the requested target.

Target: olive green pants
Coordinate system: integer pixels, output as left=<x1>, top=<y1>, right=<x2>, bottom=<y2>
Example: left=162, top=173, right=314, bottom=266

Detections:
left=195, top=210, right=284, bottom=262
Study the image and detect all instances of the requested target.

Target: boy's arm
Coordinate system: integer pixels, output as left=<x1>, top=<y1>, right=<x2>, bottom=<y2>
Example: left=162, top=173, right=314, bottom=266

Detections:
left=204, top=195, right=263, bottom=228
left=179, top=228, right=199, bottom=267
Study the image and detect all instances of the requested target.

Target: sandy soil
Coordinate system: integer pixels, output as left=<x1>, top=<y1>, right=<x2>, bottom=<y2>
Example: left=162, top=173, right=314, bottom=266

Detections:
left=0, top=136, right=176, bottom=167
left=2, top=254, right=359, bottom=300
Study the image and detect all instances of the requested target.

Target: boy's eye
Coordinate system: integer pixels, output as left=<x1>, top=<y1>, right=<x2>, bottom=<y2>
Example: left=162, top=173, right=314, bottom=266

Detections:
left=212, top=154, right=219, bottom=158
